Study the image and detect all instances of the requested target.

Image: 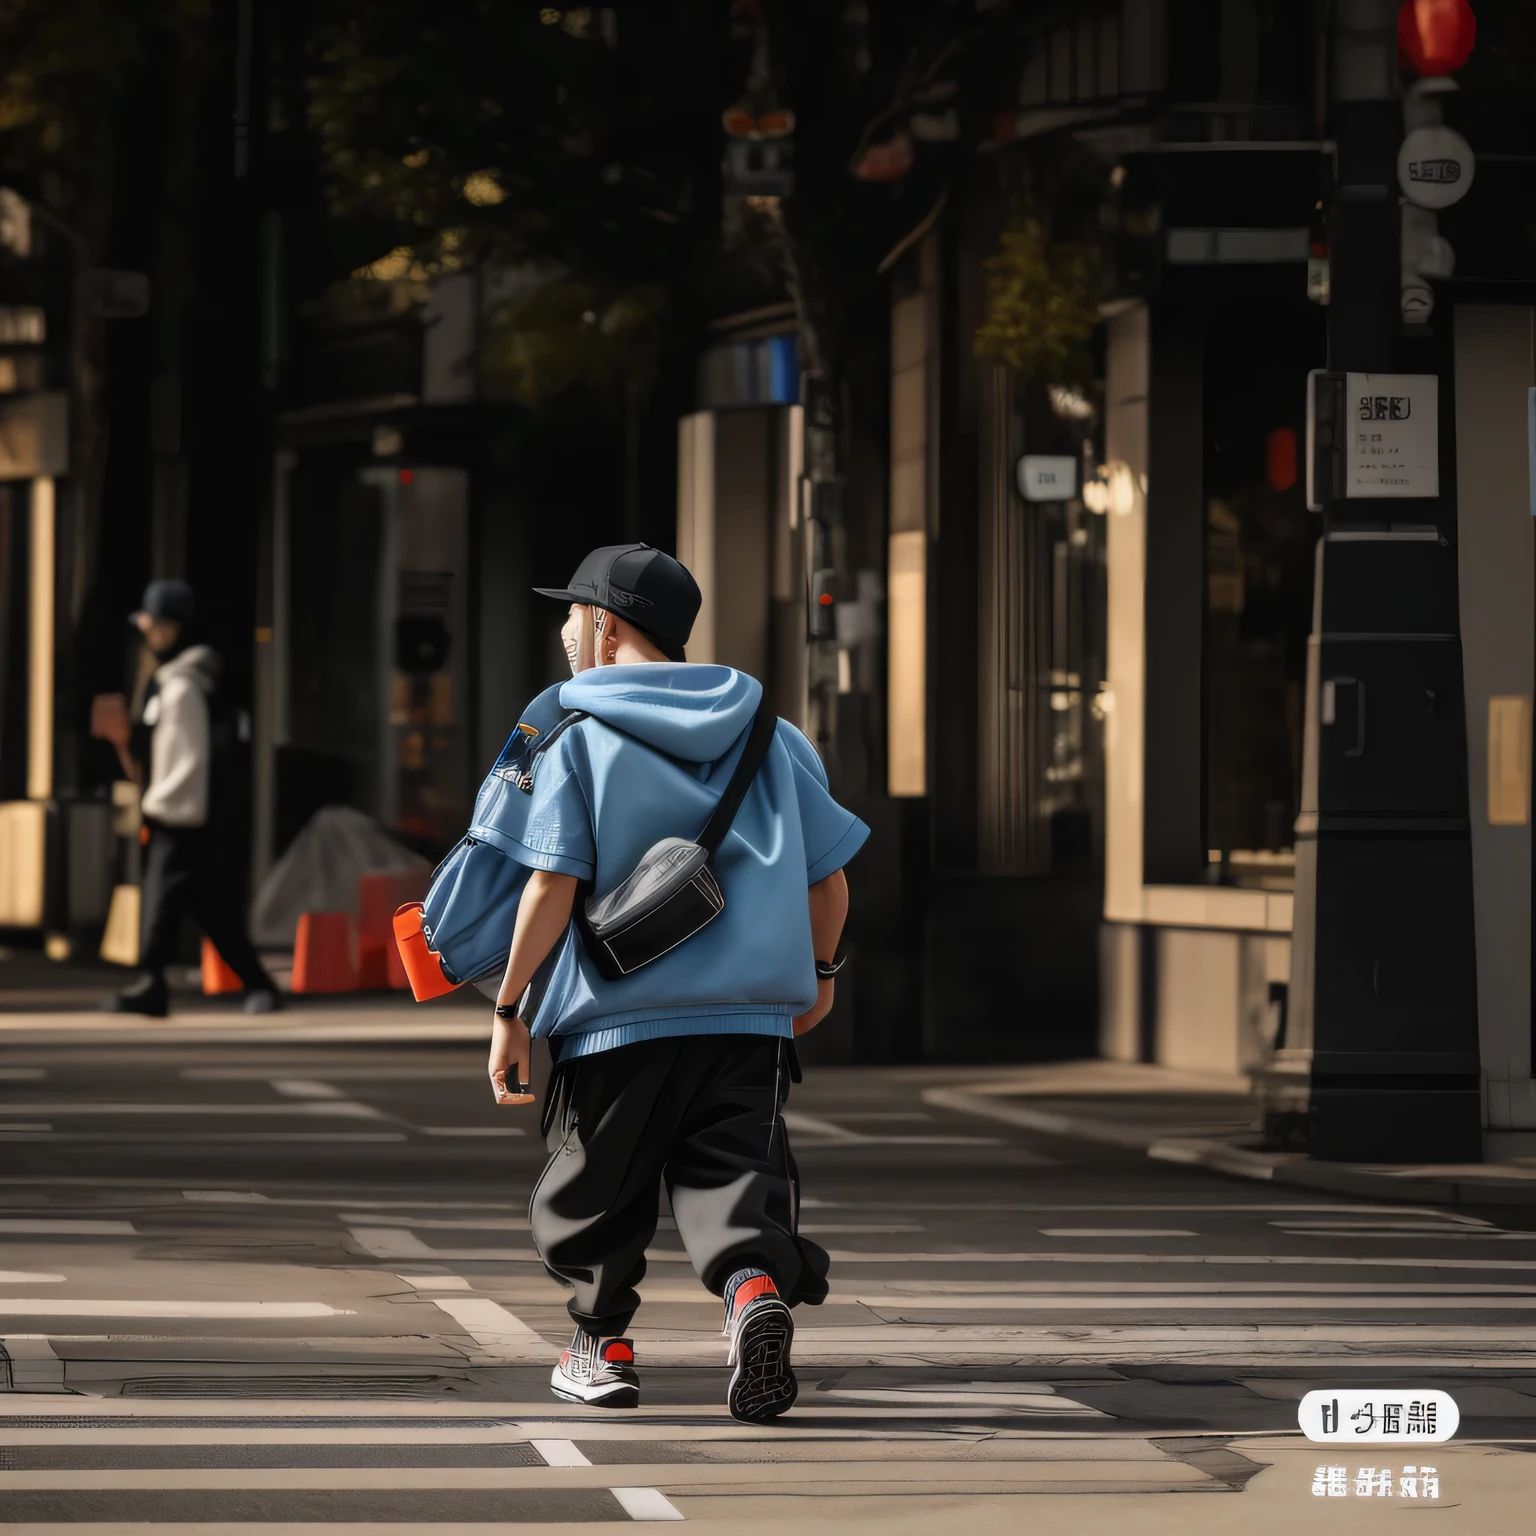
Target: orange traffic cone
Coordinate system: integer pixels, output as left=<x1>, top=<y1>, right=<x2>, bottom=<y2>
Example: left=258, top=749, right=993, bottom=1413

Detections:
left=357, top=869, right=430, bottom=990
left=291, top=912, right=357, bottom=994
left=201, top=938, right=243, bottom=995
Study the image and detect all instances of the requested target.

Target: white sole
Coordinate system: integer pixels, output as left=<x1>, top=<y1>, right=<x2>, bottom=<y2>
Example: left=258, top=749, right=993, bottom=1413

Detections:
left=550, top=1367, right=639, bottom=1409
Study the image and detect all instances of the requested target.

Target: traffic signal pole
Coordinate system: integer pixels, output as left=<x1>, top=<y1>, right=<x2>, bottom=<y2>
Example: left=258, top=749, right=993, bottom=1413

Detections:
left=1301, top=0, right=1483, bottom=1161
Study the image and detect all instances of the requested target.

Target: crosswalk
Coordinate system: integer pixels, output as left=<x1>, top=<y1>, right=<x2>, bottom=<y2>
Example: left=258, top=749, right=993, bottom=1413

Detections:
left=0, top=1053, right=1522, bottom=1523
left=0, top=1397, right=1235, bottom=1523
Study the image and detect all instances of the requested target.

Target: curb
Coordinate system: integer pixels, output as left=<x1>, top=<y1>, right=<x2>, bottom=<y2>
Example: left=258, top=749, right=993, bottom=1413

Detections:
left=924, top=1086, right=1536, bottom=1209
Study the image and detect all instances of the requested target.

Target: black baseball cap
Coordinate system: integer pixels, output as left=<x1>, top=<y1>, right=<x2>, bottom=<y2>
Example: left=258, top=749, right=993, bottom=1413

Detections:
left=131, top=579, right=195, bottom=627
left=534, top=543, right=700, bottom=662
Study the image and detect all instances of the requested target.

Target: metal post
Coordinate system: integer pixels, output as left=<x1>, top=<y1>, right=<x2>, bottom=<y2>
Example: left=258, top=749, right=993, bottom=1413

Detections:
left=1301, top=0, right=1483, bottom=1161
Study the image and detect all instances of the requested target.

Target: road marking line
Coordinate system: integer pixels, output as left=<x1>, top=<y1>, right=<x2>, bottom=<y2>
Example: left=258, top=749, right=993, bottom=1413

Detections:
left=395, top=1274, right=472, bottom=1291
left=853, top=1292, right=1536, bottom=1310
left=612, top=1485, right=686, bottom=1520
left=870, top=1279, right=1536, bottom=1294
left=0, top=1301, right=350, bottom=1319
left=0, top=1123, right=48, bottom=1131
left=832, top=1111, right=933, bottom=1122
left=186, top=1195, right=523, bottom=1210
left=811, top=1250, right=1536, bottom=1269
left=1038, top=1228, right=1196, bottom=1238
left=0, top=1336, right=65, bottom=1391
left=531, top=1438, right=590, bottom=1466
left=431, top=1297, right=543, bottom=1351
left=1275, top=1229, right=1536, bottom=1240
left=269, top=1079, right=348, bottom=1100
left=0, top=1101, right=384, bottom=1119
left=0, top=1273, right=64, bottom=1284
left=347, top=1215, right=532, bottom=1231
left=349, top=1227, right=436, bottom=1258
left=182, top=1190, right=270, bottom=1203
left=417, top=1126, right=525, bottom=1137
left=0, top=1219, right=135, bottom=1236
left=0, top=1068, right=44, bottom=1080
left=0, top=1132, right=408, bottom=1144
left=183, top=1065, right=476, bottom=1080
left=819, top=1387, right=1105, bottom=1413
left=780, top=1110, right=865, bottom=1143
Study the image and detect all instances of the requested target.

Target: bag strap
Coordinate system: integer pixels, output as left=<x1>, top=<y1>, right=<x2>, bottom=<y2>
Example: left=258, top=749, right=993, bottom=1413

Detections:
left=516, top=710, right=587, bottom=792
left=697, top=699, right=777, bottom=858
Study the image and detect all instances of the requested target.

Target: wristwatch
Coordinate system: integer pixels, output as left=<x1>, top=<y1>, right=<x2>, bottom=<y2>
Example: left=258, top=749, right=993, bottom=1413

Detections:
left=814, top=951, right=847, bottom=980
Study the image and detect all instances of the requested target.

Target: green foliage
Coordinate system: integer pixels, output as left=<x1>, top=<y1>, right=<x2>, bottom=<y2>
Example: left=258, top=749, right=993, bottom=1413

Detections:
left=974, top=219, right=1099, bottom=386
left=481, top=275, right=667, bottom=411
left=0, top=0, right=208, bottom=228
left=302, top=4, right=712, bottom=410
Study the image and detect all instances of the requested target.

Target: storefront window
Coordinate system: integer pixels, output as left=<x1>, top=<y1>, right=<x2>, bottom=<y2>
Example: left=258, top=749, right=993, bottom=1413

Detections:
left=1202, top=302, right=1324, bottom=886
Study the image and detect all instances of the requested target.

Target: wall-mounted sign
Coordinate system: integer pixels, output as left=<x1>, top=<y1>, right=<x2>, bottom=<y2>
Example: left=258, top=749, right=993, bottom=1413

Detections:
left=1398, top=124, right=1475, bottom=210
left=1344, top=372, right=1439, bottom=498
left=1016, top=454, right=1076, bottom=502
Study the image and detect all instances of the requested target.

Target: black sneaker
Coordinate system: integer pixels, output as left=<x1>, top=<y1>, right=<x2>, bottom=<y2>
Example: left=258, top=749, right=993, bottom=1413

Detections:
left=242, top=989, right=283, bottom=1015
left=550, top=1330, right=639, bottom=1408
left=723, top=1269, right=796, bottom=1422
left=101, top=976, right=169, bottom=1018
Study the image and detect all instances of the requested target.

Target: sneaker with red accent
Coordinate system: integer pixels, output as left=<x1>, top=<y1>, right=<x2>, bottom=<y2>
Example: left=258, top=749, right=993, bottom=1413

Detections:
left=550, top=1330, right=639, bottom=1408
left=722, top=1268, right=796, bottom=1422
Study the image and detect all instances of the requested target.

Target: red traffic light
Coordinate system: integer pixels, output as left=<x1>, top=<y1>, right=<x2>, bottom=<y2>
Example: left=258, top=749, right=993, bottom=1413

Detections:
left=1398, top=0, right=1476, bottom=77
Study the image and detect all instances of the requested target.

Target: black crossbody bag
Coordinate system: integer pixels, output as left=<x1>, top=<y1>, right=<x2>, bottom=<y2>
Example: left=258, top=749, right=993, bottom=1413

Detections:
left=520, top=701, right=777, bottom=982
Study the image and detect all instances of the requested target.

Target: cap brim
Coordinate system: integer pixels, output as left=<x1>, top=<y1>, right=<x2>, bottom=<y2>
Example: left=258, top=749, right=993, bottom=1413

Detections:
left=532, top=587, right=588, bottom=604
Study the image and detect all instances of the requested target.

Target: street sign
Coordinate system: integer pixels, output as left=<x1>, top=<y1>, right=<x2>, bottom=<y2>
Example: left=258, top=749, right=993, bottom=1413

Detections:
left=1344, top=372, right=1439, bottom=498
left=1016, top=454, right=1077, bottom=502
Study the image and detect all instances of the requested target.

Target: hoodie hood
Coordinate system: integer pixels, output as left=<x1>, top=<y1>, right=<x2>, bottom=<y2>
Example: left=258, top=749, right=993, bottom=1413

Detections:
left=156, top=643, right=221, bottom=695
left=559, top=663, right=761, bottom=763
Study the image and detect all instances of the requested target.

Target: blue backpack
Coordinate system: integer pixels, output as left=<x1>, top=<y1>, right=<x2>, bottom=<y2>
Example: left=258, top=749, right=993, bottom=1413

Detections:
left=395, top=683, right=577, bottom=998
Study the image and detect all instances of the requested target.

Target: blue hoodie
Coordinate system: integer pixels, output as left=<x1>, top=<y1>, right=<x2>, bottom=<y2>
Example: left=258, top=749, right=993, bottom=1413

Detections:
left=505, top=663, right=868, bottom=1059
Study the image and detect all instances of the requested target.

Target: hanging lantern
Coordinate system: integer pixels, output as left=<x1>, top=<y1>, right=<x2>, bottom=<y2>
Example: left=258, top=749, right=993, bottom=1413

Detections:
left=1397, top=0, right=1476, bottom=78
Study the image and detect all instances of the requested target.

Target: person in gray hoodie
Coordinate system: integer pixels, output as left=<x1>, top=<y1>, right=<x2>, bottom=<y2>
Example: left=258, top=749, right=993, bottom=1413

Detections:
left=94, top=580, right=278, bottom=1017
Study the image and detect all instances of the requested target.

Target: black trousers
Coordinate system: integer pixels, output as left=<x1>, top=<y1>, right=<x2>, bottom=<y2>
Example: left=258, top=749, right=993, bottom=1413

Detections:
left=140, top=826, right=273, bottom=992
left=529, top=1034, right=829, bottom=1337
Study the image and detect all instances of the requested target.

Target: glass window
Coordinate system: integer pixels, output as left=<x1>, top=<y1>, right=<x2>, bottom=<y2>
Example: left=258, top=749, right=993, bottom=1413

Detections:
left=1202, top=300, right=1325, bottom=887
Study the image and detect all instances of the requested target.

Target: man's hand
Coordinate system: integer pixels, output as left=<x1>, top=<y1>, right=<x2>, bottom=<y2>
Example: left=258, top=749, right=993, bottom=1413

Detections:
left=90, top=693, right=130, bottom=748
left=488, top=1013, right=535, bottom=1105
left=792, top=978, right=835, bottom=1037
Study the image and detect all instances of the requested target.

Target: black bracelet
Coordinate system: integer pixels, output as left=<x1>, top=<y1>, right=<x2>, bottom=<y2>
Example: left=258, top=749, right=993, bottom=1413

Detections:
left=815, top=952, right=846, bottom=979
left=494, top=1003, right=520, bottom=1020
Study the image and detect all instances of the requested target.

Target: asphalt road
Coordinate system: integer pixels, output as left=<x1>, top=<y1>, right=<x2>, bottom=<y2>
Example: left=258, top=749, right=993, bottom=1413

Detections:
left=2, top=1037, right=1533, bottom=1532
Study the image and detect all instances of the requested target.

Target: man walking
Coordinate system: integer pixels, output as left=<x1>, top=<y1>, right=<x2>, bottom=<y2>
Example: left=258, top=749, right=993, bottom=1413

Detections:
left=94, top=580, right=279, bottom=1017
left=486, top=543, right=865, bottom=1422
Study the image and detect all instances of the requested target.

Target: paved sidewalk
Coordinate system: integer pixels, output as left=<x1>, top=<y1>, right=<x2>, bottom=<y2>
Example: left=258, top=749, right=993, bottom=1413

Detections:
left=927, top=1061, right=1536, bottom=1208
left=0, top=950, right=484, bottom=1045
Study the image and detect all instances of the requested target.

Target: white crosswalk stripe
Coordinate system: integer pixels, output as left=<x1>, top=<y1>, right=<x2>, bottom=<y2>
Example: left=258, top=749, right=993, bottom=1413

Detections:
left=3, top=1068, right=1525, bottom=1524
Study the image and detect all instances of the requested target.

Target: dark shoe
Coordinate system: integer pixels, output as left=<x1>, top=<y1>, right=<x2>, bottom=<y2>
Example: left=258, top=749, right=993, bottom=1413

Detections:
left=101, top=977, right=169, bottom=1018
left=242, top=989, right=283, bottom=1015
left=550, top=1330, right=639, bottom=1408
left=723, top=1269, right=796, bottom=1422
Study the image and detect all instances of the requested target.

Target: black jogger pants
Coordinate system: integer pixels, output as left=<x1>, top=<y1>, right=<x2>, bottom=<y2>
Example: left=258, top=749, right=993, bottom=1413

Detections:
left=529, top=1034, right=829, bottom=1337
left=140, top=826, right=273, bottom=992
